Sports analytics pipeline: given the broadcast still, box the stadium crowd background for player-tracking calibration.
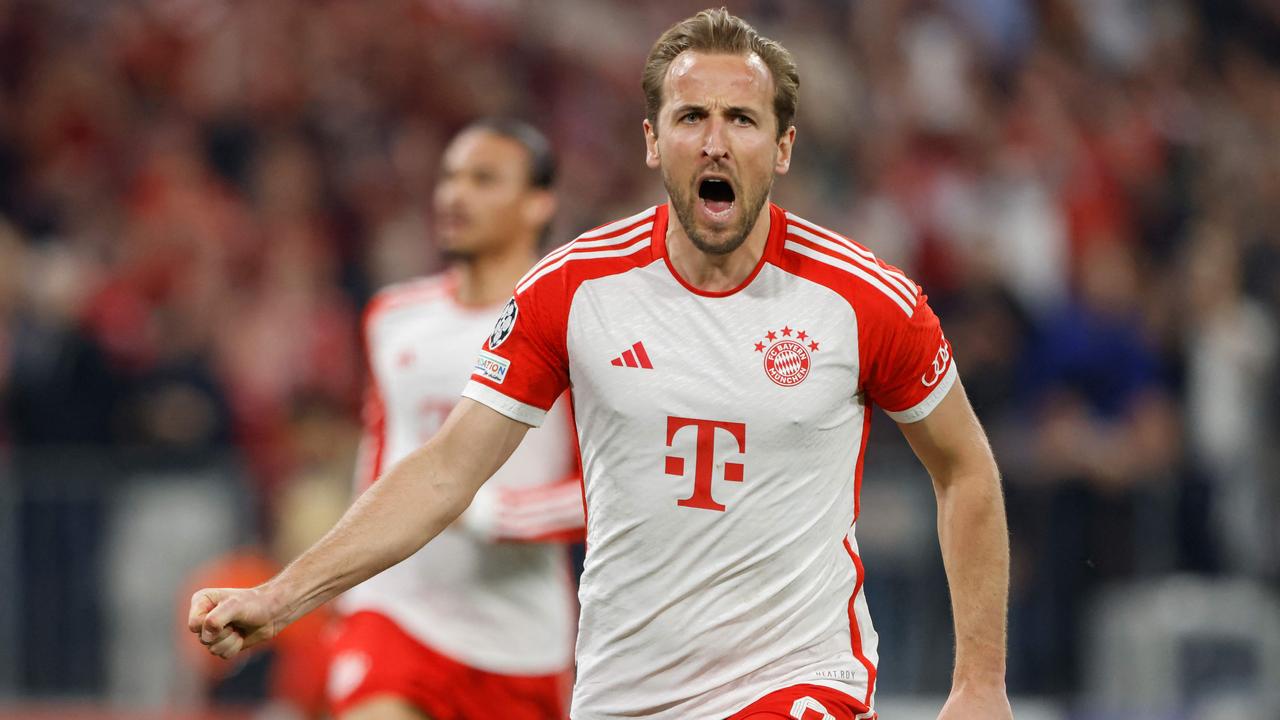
[1,0,1278,717]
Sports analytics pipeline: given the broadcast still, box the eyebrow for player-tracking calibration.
[670,104,760,117]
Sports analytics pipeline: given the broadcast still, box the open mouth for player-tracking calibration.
[698,178,736,218]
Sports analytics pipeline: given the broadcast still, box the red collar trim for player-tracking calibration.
[652,202,783,298]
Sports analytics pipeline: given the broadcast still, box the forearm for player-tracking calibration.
[935,468,1009,688]
[264,437,478,627]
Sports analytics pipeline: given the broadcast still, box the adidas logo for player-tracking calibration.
[610,341,653,369]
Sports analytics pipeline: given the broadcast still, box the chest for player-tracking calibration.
[565,265,862,447]
[369,303,496,434]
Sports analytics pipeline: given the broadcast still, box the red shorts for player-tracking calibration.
[326,611,571,720]
[728,684,873,720]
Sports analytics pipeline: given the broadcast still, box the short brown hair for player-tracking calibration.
[643,8,799,138]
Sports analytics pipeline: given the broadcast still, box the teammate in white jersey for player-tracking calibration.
[191,10,1013,720]
[326,120,583,720]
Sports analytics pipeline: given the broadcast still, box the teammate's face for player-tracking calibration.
[434,130,544,258]
[644,51,795,255]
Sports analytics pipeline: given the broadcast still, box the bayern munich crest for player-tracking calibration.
[754,325,819,387]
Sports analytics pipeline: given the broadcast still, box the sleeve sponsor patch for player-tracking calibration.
[921,338,952,387]
[473,349,511,384]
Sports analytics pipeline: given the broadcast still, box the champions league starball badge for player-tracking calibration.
[488,297,518,349]
[753,325,819,387]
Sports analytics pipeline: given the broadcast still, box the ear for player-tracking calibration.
[521,189,557,233]
[643,119,660,169]
[774,125,796,175]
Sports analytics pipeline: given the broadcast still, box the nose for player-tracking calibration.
[435,177,461,209]
[701,117,729,163]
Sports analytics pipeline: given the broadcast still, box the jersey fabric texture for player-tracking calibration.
[339,272,583,678]
[326,610,571,719]
[462,204,956,719]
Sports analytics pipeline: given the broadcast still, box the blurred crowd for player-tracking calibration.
[2,0,1278,703]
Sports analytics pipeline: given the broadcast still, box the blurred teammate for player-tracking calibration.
[191,10,1012,720]
[326,119,582,720]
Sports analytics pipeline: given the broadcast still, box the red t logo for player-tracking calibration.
[664,416,747,512]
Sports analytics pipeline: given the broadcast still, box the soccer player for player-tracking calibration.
[191,10,1013,720]
[327,119,583,720]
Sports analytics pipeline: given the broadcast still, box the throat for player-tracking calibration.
[453,249,539,307]
[665,210,771,293]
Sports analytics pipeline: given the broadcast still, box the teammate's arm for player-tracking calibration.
[896,379,1013,720]
[187,398,530,659]
[456,401,586,544]
[460,475,586,543]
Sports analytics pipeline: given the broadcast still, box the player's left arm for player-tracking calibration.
[896,379,1013,720]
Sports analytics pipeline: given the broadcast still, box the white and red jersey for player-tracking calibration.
[462,204,957,719]
[342,272,584,676]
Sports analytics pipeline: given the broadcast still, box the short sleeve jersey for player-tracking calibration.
[343,273,581,676]
[462,204,957,719]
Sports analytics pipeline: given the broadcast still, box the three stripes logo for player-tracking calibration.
[610,341,653,369]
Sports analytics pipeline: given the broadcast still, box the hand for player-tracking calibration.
[937,684,1013,720]
[187,586,283,659]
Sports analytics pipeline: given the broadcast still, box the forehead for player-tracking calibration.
[662,51,774,110]
[442,129,529,173]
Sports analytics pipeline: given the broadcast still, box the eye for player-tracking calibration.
[733,114,755,127]
[680,111,701,124]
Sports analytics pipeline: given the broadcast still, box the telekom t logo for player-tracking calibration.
[664,416,747,512]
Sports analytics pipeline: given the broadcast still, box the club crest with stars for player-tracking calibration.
[754,325,819,387]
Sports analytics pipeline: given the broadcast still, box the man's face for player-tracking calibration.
[434,129,541,258]
[645,51,795,255]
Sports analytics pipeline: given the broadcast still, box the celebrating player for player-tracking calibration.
[327,119,582,720]
[191,10,1012,720]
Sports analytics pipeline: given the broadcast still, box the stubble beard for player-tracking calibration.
[664,169,772,256]
[440,248,477,264]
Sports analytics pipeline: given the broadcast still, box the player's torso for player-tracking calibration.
[566,261,872,718]
[343,276,577,674]
[372,287,498,459]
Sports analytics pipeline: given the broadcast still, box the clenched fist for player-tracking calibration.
[188,586,283,659]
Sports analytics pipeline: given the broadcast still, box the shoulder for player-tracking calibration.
[363,273,454,329]
[775,209,921,320]
[514,205,660,300]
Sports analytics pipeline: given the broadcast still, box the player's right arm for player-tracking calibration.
[187,397,530,659]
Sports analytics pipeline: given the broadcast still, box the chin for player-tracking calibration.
[688,225,749,256]
[439,246,477,262]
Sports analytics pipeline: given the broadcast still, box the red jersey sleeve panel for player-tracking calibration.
[352,377,386,494]
[352,289,394,495]
[353,276,452,491]
[858,288,957,423]
[462,281,570,427]
[780,209,958,424]
[462,205,661,427]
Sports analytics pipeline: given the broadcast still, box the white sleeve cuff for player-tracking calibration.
[462,380,548,428]
[884,360,958,424]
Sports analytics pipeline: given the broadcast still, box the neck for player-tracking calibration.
[665,201,772,292]
[453,240,538,307]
